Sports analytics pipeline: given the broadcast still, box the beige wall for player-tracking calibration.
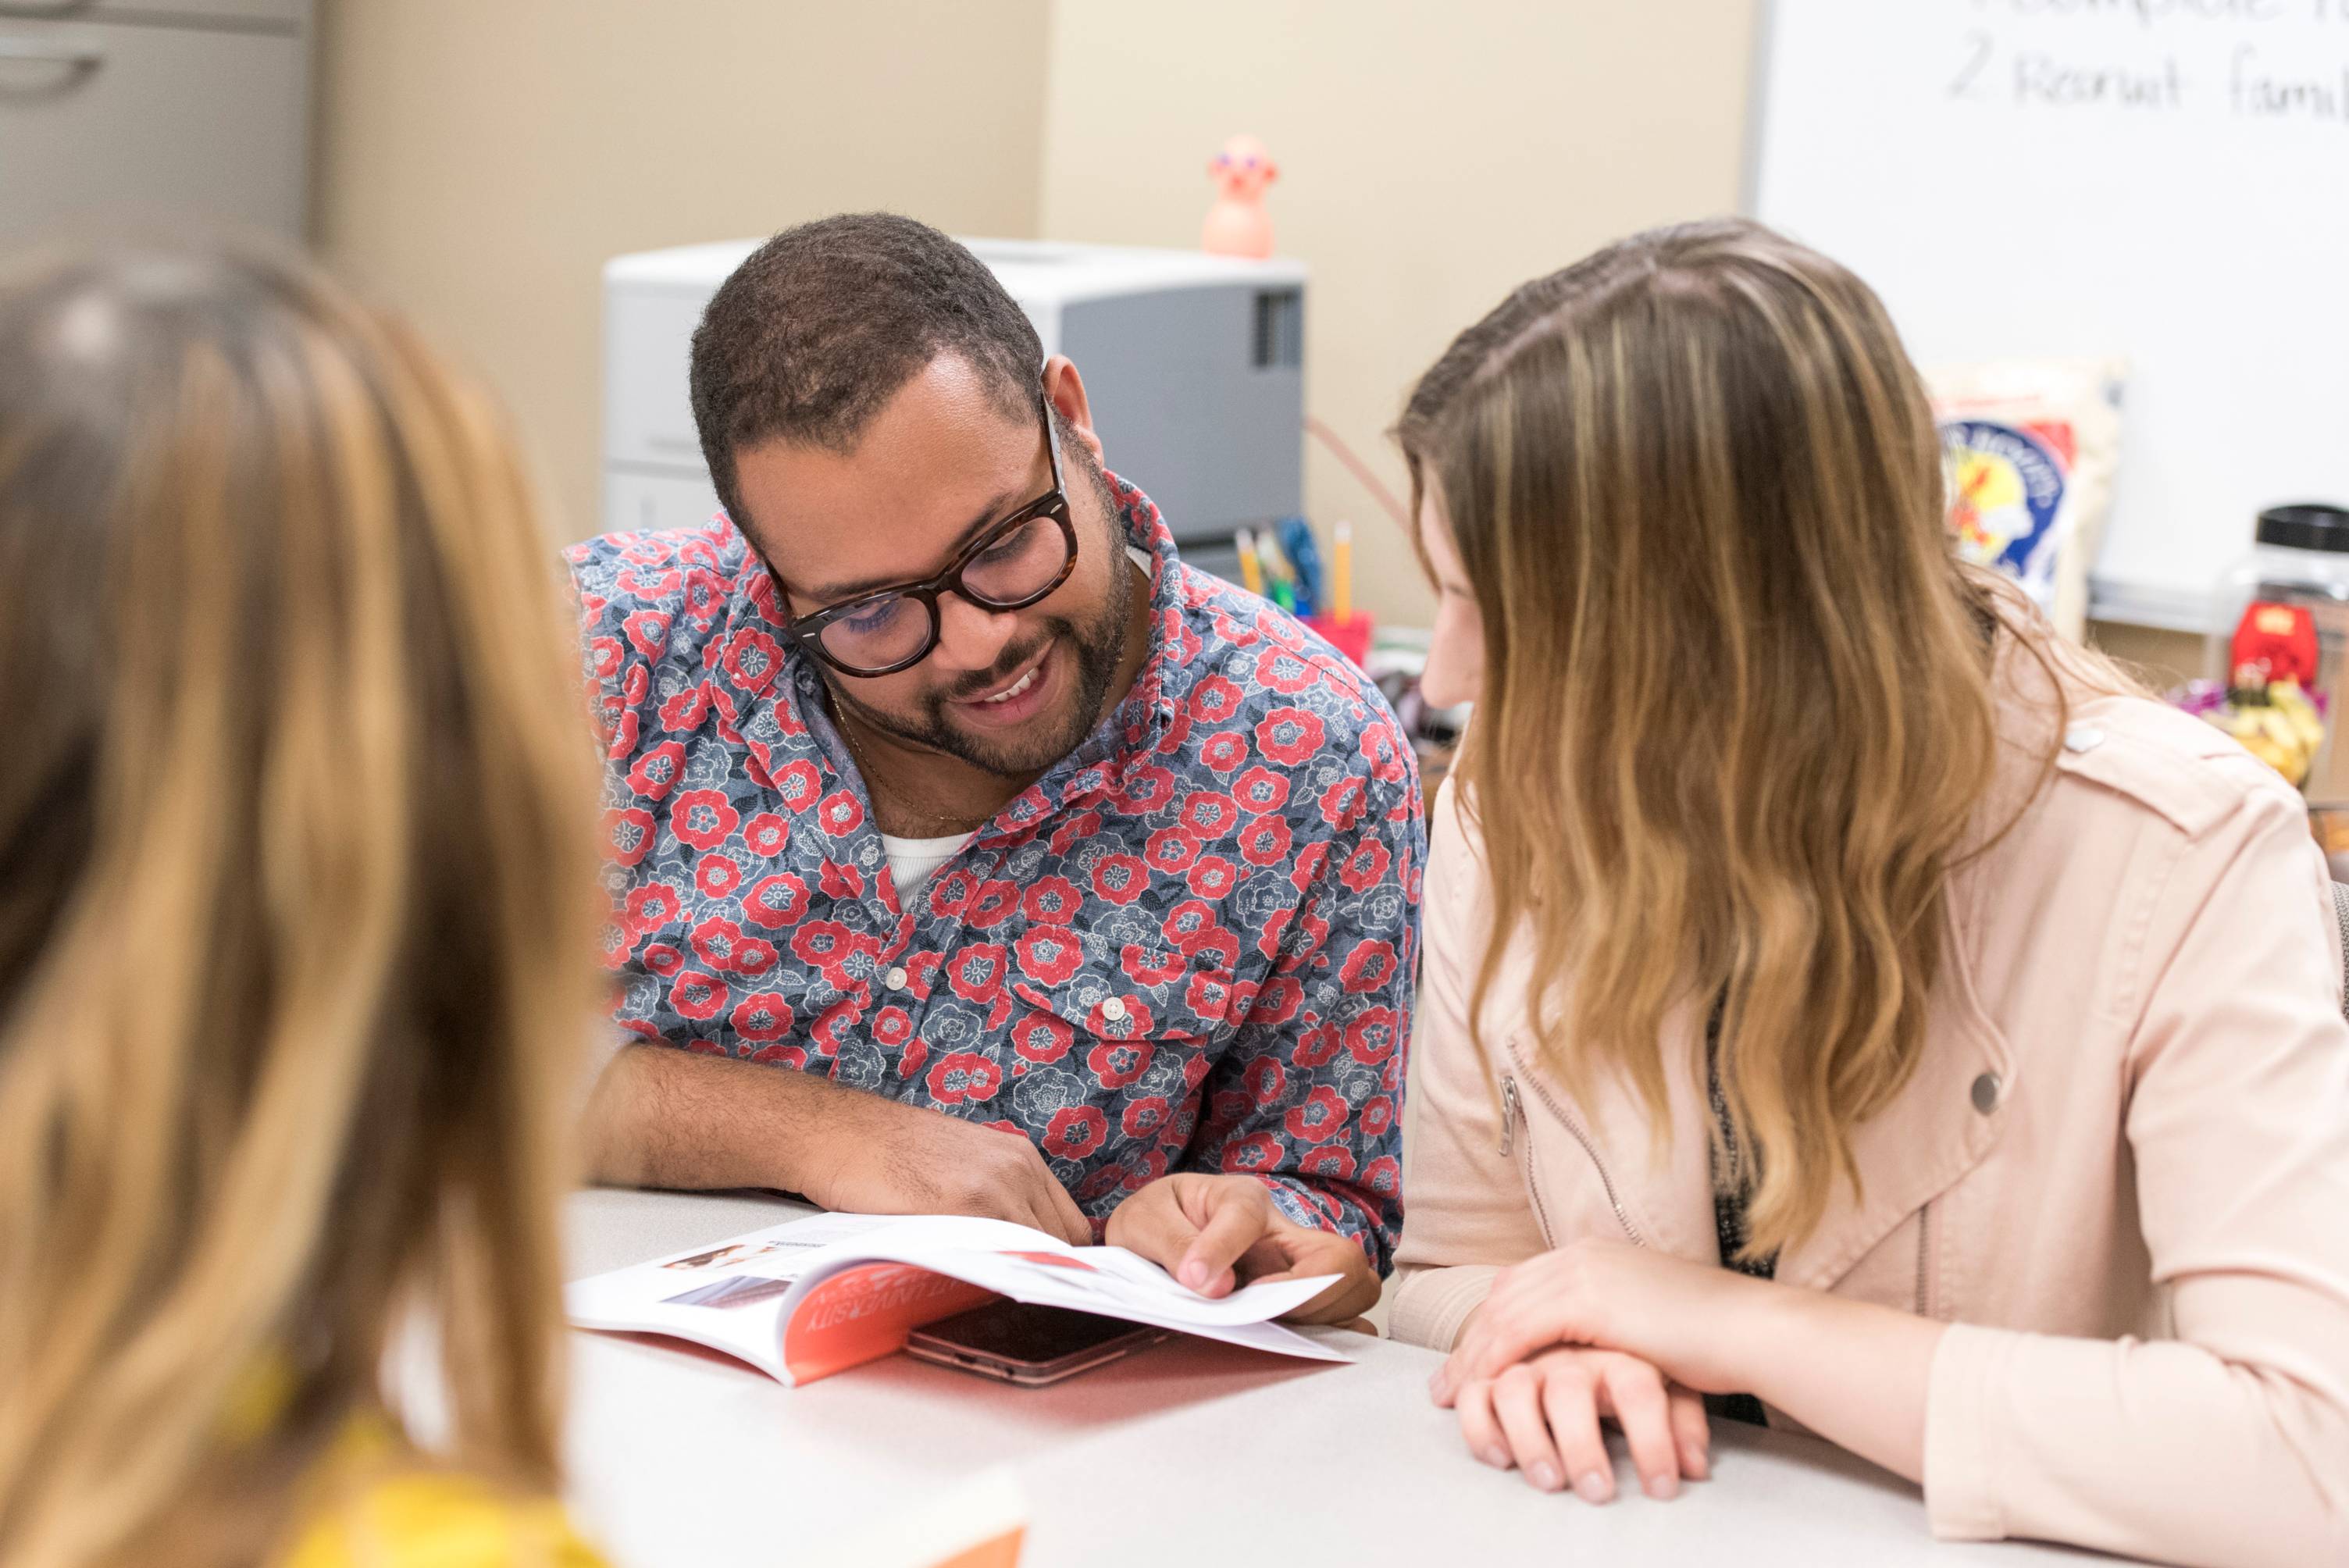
[1039,0,1762,625]
[311,0,1051,543]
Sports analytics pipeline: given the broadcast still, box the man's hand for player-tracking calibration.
[583,1045,1090,1246]
[1106,1172,1380,1324]
[800,1090,1093,1246]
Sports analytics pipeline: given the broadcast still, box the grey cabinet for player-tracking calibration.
[0,0,310,247]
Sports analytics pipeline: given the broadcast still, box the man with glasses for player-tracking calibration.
[570,214,1420,1320]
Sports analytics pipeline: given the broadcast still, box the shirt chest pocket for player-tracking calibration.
[1002,938,1238,1082]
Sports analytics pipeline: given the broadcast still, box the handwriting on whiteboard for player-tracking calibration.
[1950,1,2349,123]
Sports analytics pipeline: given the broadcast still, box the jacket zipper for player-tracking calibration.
[1914,1199,1935,1317]
[1498,1074,1554,1246]
[1501,1045,1647,1249]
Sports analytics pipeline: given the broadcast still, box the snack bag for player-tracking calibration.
[1929,358,2126,643]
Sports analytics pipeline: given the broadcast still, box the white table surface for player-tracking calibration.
[561,1187,2121,1567]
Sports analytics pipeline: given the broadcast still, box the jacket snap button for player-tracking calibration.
[1100,996,1128,1024]
[1971,1071,2001,1114]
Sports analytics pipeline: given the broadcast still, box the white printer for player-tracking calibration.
[601,237,1307,582]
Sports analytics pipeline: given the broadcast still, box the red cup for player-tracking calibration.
[1307,611,1374,668]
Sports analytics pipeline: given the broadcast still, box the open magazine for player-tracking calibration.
[566,1210,1354,1385]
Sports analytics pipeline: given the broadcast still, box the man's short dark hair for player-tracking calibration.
[688,212,1043,527]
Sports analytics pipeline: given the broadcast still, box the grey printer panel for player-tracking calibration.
[1056,283,1303,543]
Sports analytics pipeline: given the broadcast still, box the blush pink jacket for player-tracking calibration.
[1391,679,2349,1566]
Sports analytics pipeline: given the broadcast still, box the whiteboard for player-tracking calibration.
[1749,0,2349,631]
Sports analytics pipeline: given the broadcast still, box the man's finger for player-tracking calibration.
[1036,1164,1093,1247]
[1173,1181,1270,1296]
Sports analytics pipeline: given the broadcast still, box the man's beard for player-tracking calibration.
[830,465,1139,781]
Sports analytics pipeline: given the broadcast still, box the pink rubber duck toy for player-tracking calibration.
[1203,134,1278,259]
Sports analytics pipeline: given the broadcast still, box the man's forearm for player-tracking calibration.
[581,1042,849,1193]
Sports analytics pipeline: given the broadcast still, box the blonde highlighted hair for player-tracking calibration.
[0,241,604,1566]
[1398,219,2069,1258]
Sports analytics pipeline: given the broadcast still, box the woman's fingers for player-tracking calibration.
[1490,1363,1565,1492]
[1455,1378,1510,1470]
[1535,1355,1616,1504]
[1598,1356,1684,1499]
[1666,1381,1713,1482]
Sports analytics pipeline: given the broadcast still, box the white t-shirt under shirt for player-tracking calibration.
[880,548,1157,901]
[881,830,974,900]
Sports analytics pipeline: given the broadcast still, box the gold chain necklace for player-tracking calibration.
[832,706,990,838]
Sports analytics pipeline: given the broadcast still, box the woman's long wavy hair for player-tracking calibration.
[1398,218,2063,1259]
[0,241,605,1566]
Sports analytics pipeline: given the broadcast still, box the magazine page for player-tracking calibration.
[756,1215,1352,1384]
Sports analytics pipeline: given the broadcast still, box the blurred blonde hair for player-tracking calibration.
[0,241,604,1566]
[1398,219,2073,1259]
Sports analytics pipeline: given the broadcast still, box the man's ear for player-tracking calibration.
[1042,355,1106,468]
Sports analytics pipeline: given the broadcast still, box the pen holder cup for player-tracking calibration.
[1306,611,1374,669]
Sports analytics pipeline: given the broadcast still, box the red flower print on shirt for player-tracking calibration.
[1361,1095,1395,1139]
[1339,940,1399,994]
[658,682,712,733]
[1236,814,1293,870]
[1022,876,1083,925]
[1087,1037,1154,1089]
[1232,765,1291,814]
[1189,673,1243,725]
[1121,1095,1173,1140]
[872,1004,915,1049]
[729,991,795,1043]
[1318,775,1367,830]
[721,629,785,694]
[672,789,740,852]
[1253,644,1318,695]
[818,861,865,900]
[624,882,680,935]
[1338,838,1392,895]
[1143,827,1201,875]
[588,636,623,681]
[927,1052,1004,1105]
[1199,731,1249,774]
[1185,856,1239,901]
[1011,1011,1075,1064]
[695,854,743,899]
[622,609,672,659]
[1223,1133,1282,1174]
[1089,855,1150,907]
[1243,1055,1288,1109]
[669,969,729,1021]
[946,943,1008,1004]
[1178,792,1240,839]
[1119,944,1185,987]
[1044,1106,1109,1160]
[774,760,822,811]
[1285,1085,1349,1144]
[1300,1145,1356,1181]
[627,741,687,802]
[814,789,864,837]
[1255,707,1327,768]
[688,915,748,972]
[743,871,810,930]
[1014,927,1084,988]
[1346,1006,1400,1065]
[605,807,658,868]
[743,812,790,859]
[967,878,1021,929]
[1294,1021,1342,1067]
[1185,970,1234,1025]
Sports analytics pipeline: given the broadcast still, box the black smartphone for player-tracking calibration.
[904,1301,1167,1387]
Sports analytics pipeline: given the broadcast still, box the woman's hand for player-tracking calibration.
[1431,1238,1770,1403]
[1431,1236,1947,1485]
[1452,1344,1710,1502]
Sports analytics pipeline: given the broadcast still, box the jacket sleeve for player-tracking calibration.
[1388,779,1553,1352]
[1183,760,1422,1275]
[1923,763,2349,1566]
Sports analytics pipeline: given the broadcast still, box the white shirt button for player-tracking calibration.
[885,966,908,991]
[2063,725,2105,754]
[1100,996,1128,1024]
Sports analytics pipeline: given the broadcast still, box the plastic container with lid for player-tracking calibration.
[2211,504,2349,690]
[2209,503,2349,795]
